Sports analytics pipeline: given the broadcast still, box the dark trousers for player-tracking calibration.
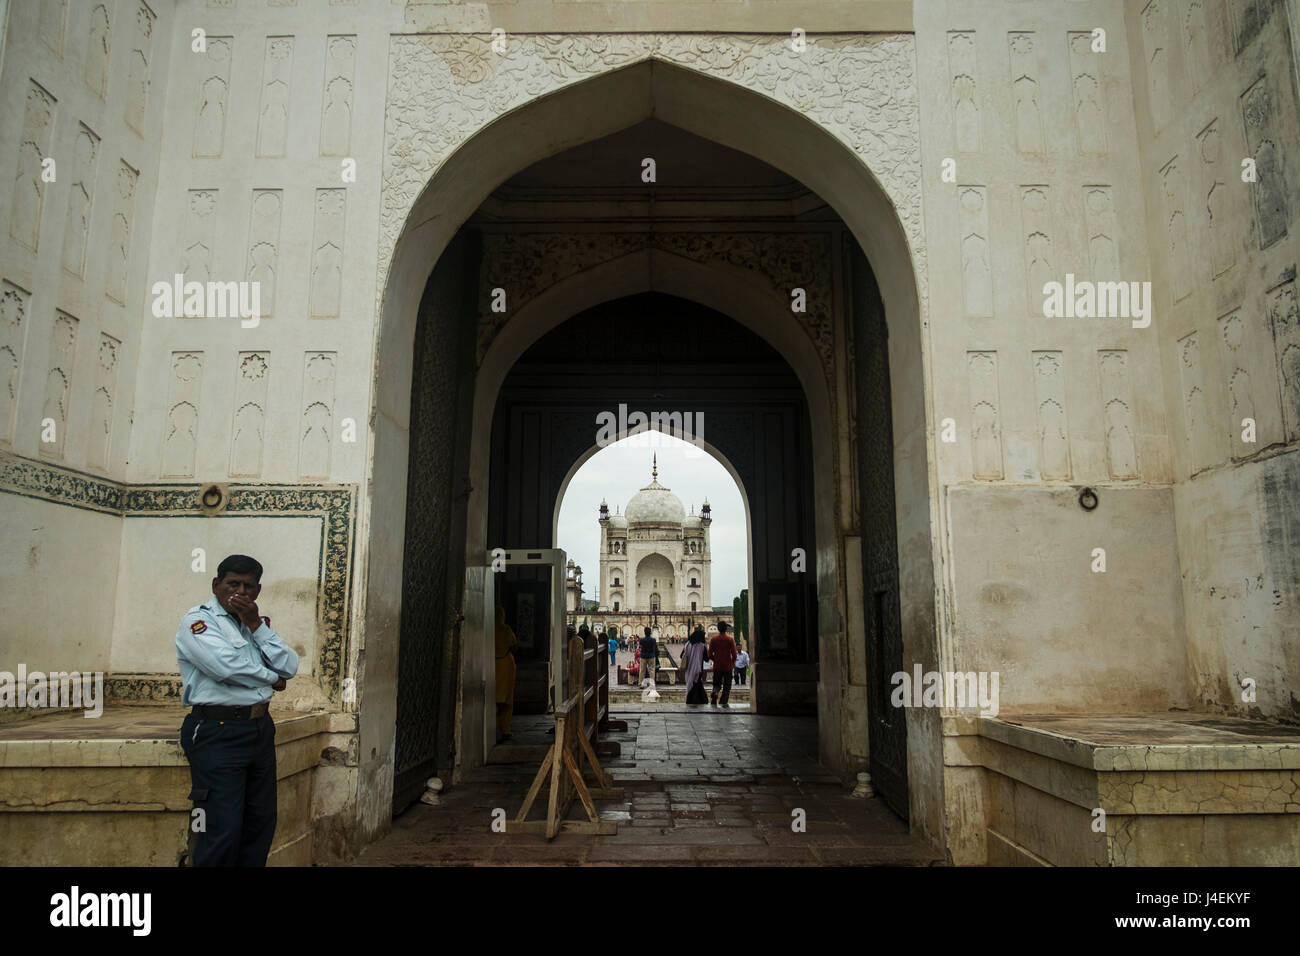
[180,712,278,866]
[735,666,747,685]
[712,668,733,705]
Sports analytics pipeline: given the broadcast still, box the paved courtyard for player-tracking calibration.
[352,714,945,866]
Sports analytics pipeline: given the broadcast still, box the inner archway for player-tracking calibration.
[370,58,935,839]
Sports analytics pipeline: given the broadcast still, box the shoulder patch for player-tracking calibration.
[190,620,208,634]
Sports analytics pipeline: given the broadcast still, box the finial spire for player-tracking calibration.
[652,453,658,481]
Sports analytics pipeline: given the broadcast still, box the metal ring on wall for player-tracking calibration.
[199,483,229,514]
[1078,487,1099,512]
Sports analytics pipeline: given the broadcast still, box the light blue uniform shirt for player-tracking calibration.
[175,599,299,706]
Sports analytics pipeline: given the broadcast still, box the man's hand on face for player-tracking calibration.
[227,592,262,630]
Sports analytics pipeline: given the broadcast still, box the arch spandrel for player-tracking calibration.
[379,33,927,321]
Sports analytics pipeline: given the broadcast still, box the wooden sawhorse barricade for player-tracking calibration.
[507,636,624,838]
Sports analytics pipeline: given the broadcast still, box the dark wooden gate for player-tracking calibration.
[393,232,478,814]
[849,240,909,820]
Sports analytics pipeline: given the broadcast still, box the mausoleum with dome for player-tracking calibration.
[598,457,712,619]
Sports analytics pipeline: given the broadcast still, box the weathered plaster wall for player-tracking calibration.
[915,1,1183,699]
[0,0,175,672]
[1126,0,1300,721]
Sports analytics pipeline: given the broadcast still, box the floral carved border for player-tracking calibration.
[0,451,355,702]
[477,231,836,376]
[381,32,927,317]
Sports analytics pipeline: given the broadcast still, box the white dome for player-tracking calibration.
[625,479,685,526]
[608,514,628,528]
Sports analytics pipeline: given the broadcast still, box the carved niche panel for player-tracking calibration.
[41,312,79,461]
[230,352,269,477]
[84,4,112,99]
[61,124,100,278]
[1097,350,1139,478]
[310,189,346,318]
[88,333,120,471]
[181,190,218,288]
[948,32,980,152]
[246,190,282,318]
[320,36,356,156]
[1021,186,1055,316]
[9,81,57,253]
[966,350,1003,480]
[1008,32,1044,155]
[959,186,992,317]
[379,34,927,326]
[1241,76,1289,250]
[162,352,202,477]
[300,352,337,479]
[1068,31,1106,155]
[105,162,139,305]
[257,37,295,158]
[1268,277,1300,441]
[126,1,156,134]
[1033,350,1071,479]
[1083,186,1119,282]
[193,37,233,158]
[0,282,31,445]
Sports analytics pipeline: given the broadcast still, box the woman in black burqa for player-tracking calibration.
[681,626,709,706]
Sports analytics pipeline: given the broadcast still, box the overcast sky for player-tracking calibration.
[556,432,748,609]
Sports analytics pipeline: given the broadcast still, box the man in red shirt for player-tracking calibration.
[707,622,738,708]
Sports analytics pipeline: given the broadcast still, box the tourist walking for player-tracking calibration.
[708,621,738,707]
[637,626,658,686]
[735,645,750,685]
[681,627,709,705]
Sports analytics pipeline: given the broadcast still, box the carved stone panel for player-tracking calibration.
[181,190,218,289]
[88,334,120,471]
[1021,186,1055,317]
[246,190,282,318]
[1268,277,1300,441]
[125,1,156,134]
[1033,351,1071,479]
[1008,32,1044,155]
[959,186,992,317]
[0,282,31,445]
[300,351,337,479]
[967,351,1003,480]
[320,35,356,157]
[230,352,269,477]
[61,124,100,278]
[257,37,295,158]
[1217,310,1258,460]
[41,312,78,461]
[104,162,139,305]
[84,4,112,99]
[1068,31,1106,155]
[1098,350,1138,478]
[310,189,346,318]
[1141,1,1173,132]
[1241,76,1289,250]
[193,37,233,158]
[9,81,57,253]
[1197,120,1236,279]
[948,31,979,153]
[1083,186,1119,282]
[162,352,202,477]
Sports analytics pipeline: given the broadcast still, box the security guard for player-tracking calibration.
[175,554,299,866]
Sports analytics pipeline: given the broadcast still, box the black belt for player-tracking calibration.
[191,702,268,720]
